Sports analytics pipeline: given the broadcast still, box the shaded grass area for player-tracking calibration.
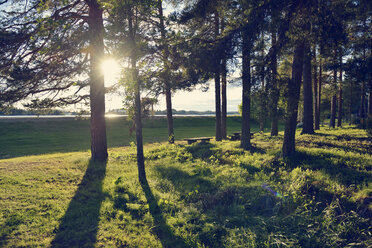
[0,126,371,247]
[0,116,247,159]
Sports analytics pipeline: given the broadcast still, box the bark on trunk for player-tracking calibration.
[361,81,366,128]
[282,41,304,157]
[128,6,146,183]
[88,1,107,161]
[337,55,342,127]
[221,19,227,139]
[301,43,314,134]
[329,68,337,128]
[158,0,174,143]
[259,42,265,133]
[313,46,319,130]
[214,11,222,141]
[349,80,353,124]
[316,55,322,129]
[270,31,279,136]
[241,30,251,150]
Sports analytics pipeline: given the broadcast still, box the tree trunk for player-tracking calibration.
[282,41,304,157]
[316,55,322,129]
[88,1,107,161]
[241,30,251,150]
[301,43,314,134]
[270,31,279,136]
[349,80,353,124]
[259,41,265,133]
[158,0,174,143]
[313,46,319,130]
[214,11,222,141]
[329,68,337,128]
[221,18,227,139]
[128,6,146,183]
[337,55,343,127]
[361,81,366,128]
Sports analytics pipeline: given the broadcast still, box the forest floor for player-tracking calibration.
[0,125,371,247]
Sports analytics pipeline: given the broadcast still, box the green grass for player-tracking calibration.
[0,125,371,247]
[0,116,249,159]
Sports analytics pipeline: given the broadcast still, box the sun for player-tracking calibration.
[101,59,121,87]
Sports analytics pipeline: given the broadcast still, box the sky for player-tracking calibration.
[105,83,243,112]
[102,59,243,112]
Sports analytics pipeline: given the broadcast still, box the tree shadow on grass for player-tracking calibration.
[51,159,107,248]
[185,142,217,162]
[140,179,190,248]
[288,151,372,187]
[155,165,217,196]
[0,213,23,247]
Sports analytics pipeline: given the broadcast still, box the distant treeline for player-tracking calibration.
[0,108,65,116]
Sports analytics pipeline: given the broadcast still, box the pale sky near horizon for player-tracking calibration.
[105,83,243,112]
[102,59,243,112]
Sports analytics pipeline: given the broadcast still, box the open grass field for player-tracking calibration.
[0,121,371,247]
[0,116,247,159]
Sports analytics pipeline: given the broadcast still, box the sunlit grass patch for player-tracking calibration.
[0,126,371,247]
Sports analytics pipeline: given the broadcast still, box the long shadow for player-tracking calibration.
[185,142,217,162]
[288,151,372,187]
[155,166,217,196]
[140,179,190,248]
[297,139,371,155]
[0,213,23,247]
[51,159,107,247]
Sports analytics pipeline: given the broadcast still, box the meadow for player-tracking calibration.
[0,118,371,247]
[0,116,244,159]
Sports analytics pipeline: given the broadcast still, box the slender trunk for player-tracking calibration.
[368,41,372,117]
[241,30,251,150]
[313,45,319,130]
[221,18,227,139]
[368,86,372,117]
[316,55,322,128]
[270,31,279,136]
[214,11,222,141]
[165,85,174,143]
[349,80,353,124]
[282,41,304,157]
[361,81,366,128]
[301,43,314,134]
[330,94,337,128]
[88,1,107,161]
[329,68,337,128]
[337,55,342,127]
[259,38,265,132]
[158,0,174,143]
[128,7,146,183]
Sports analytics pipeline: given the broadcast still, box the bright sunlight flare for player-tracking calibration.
[101,59,121,87]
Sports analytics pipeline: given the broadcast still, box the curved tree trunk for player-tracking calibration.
[88,1,107,161]
[301,43,314,134]
[282,41,304,157]
[241,30,251,150]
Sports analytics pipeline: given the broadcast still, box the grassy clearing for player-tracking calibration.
[0,126,371,247]
[0,116,248,159]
